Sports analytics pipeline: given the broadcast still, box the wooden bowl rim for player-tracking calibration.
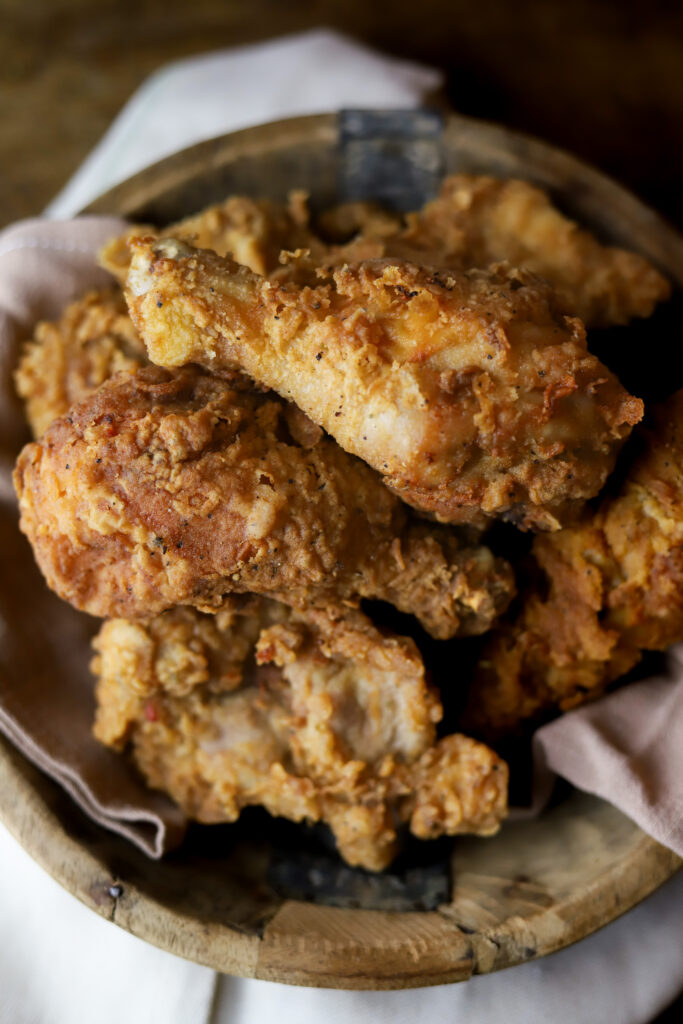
[2,109,681,990]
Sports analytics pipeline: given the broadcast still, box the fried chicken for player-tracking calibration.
[99,192,317,285]
[266,178,670,327]
[390,175,671,328]
[14,365,513,635]
[463,389,683,738]
[14,289,147,438]
[103,178,668,330]
[92,599,508,870]
[125,238,643,530]
[15,194,317,440]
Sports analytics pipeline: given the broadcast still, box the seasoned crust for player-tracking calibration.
[394,175,671,328]
[464,389,683,738]
[99,192,318,284]
[92,600,507,870]
[14,365,514,636]
[14,289,147,438]
[126,239,643,529]
[101,176,670,330]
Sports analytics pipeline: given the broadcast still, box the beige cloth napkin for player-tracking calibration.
[1,215,682,862]
[534,657,683,853]
[0,217,187,858]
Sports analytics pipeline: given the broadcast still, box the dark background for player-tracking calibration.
[1,0,680,1017]
[3,0,683,230]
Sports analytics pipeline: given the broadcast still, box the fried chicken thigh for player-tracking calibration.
[14,289,147,438]
[93,599,508,870]
[388,176,671,327]
[126,239,643,530]
[464,389,683,737]
[14,365,513,635]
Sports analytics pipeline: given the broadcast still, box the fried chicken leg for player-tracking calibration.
[126,239,643,530]
[14,366,513,635]
[463,389,683,737]
[93,599,508,870]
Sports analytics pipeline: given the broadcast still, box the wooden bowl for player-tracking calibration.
[1,111,681,990]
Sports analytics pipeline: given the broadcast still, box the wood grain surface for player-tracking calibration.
[3,1,683,229]
[1,109,681,990]
[1,735,679,990]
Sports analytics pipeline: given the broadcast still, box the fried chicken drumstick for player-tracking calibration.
[93,599,508,870]
[125,239,643,530]
[463,389,683,738]
[14,365,513,635]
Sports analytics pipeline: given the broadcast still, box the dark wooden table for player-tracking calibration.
[3,0,683,231]
[1,0,681,1016]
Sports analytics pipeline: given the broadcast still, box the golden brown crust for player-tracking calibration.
[14,289,147,438]
[92,600,507,870]
[14,365,514,636]
[464,389,683,737]
[99,192,319,284]
[126,240,643,530]
[101,177,670,331]
[11,180,672,869]
[273,176,670,327]
[393,175,671,327]
[315,200,404,243]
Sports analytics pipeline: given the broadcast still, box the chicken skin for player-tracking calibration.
[463,389,683,738]
[99,192,317,285]
[15,195,317,440]
[393,176,671,328]
[125,237,643,530]
[307,179,670,327]
[93,599,508,870]
[14,365,513,635]
[101,178,670,330]
[14,289,147,438]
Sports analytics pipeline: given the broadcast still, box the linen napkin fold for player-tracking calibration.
[2,214,683,863]
[533,655,683,853]
[46,28,443,219]
[0,217,187,858]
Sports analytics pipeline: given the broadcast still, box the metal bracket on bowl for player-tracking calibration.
[338,109,445,211]
[266,822,452,912]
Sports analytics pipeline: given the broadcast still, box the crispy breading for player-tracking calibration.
[103,179,669,330]
[14,365,514,635]
[392,175,671,327]
[14,289,146,437]
[126,238,643,530]
[92,600,508,870]
[274,177,670,327]
[99,192,317,284]
[464,389,683,737]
